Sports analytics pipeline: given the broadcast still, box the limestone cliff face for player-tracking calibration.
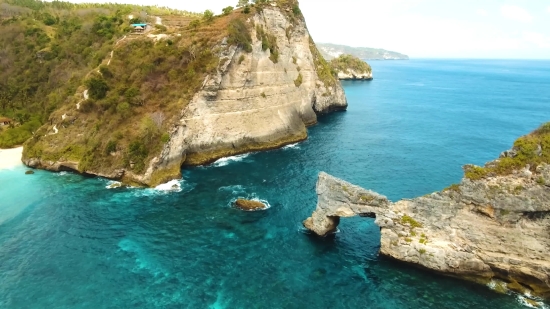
[305,167,550,300]
[158,7,346,169]
[22,4,347,186]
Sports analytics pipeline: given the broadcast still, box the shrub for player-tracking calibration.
[154,24,167,32]
[203,10,214,22]
[116,102,131,117]
[105,140,117,154]
[222,6,234,15]
[188,19,200,30]
[228,19,252,52]
[161,132,170,143]
[294,73,303,87]
[464,165,488,180]
[86,76,109,100]
[99,65,113,78]
[400,215,422,228]
[463,122,550,180]
[256,25,279,63]
[292,5,301,16]
[443,184,461,193]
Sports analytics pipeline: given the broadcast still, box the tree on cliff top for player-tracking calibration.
[237,0,249,7]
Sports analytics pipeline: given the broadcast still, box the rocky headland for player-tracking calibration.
[304,123,550,301]
[317,42,409,60]
[20,0,346,186]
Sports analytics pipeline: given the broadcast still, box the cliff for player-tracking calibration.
[317,42,409,60]
[20,0,346,186]
[304,123,550,302]
[329,54,373,81]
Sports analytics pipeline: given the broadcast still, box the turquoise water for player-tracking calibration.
[1,59,549,308]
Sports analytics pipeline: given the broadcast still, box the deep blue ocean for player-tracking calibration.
[1,59,549,308]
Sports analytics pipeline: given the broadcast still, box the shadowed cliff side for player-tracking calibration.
[305,123,550,302]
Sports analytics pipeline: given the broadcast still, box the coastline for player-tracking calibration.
[0,147,24,170]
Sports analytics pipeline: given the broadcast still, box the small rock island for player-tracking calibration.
[329,54,373,80]
[234,199,268,211]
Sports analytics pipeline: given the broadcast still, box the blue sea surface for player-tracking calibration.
[1,59,549,308]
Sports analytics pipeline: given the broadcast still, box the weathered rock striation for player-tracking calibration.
[305,165,550,299]
[22,2,346,186]
[150,6,347,184]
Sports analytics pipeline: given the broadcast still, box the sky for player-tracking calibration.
[59,0,550,59]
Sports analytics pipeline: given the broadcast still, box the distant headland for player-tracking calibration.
[317,43,409,60]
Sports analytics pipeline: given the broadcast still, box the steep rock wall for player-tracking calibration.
[143,7,346,184]
[22,5,347,186]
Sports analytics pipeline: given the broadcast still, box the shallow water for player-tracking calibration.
[1,59,549,308]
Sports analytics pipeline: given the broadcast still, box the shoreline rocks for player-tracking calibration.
[304,169,550,300]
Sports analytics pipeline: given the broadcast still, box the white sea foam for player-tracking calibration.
[55,171,69,176]
[218,185,245,194]
[154,179,182,192]
[517,295,548,309]
[105,181,123,189]
[135,179,195,197]
[210,153,250,167]
[282,142,301,150]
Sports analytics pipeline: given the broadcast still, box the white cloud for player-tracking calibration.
[476,9,488,17]
[500,5,533,23]
[522,31,550,48]
[547,6,550,13]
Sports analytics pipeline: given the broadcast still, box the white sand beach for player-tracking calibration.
[0,147,24,170]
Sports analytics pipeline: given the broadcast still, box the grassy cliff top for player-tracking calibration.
[465,122,550,180]
[329,54,372,74]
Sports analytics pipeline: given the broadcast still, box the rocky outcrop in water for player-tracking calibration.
[329,54,373,81]
[305,165,550,300]
[234,199,268,211]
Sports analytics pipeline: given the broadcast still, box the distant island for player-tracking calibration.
[317,43,409,60]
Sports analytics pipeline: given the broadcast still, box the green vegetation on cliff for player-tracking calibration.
[0,0,199,148]
[17,0,255,176]
[329,54,372,74]
[464,122,550,180]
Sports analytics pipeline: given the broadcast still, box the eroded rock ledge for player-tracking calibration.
[304,170,550,299]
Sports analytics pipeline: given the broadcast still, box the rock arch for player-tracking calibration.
[303,172,391,237]
[303,171,550,300]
